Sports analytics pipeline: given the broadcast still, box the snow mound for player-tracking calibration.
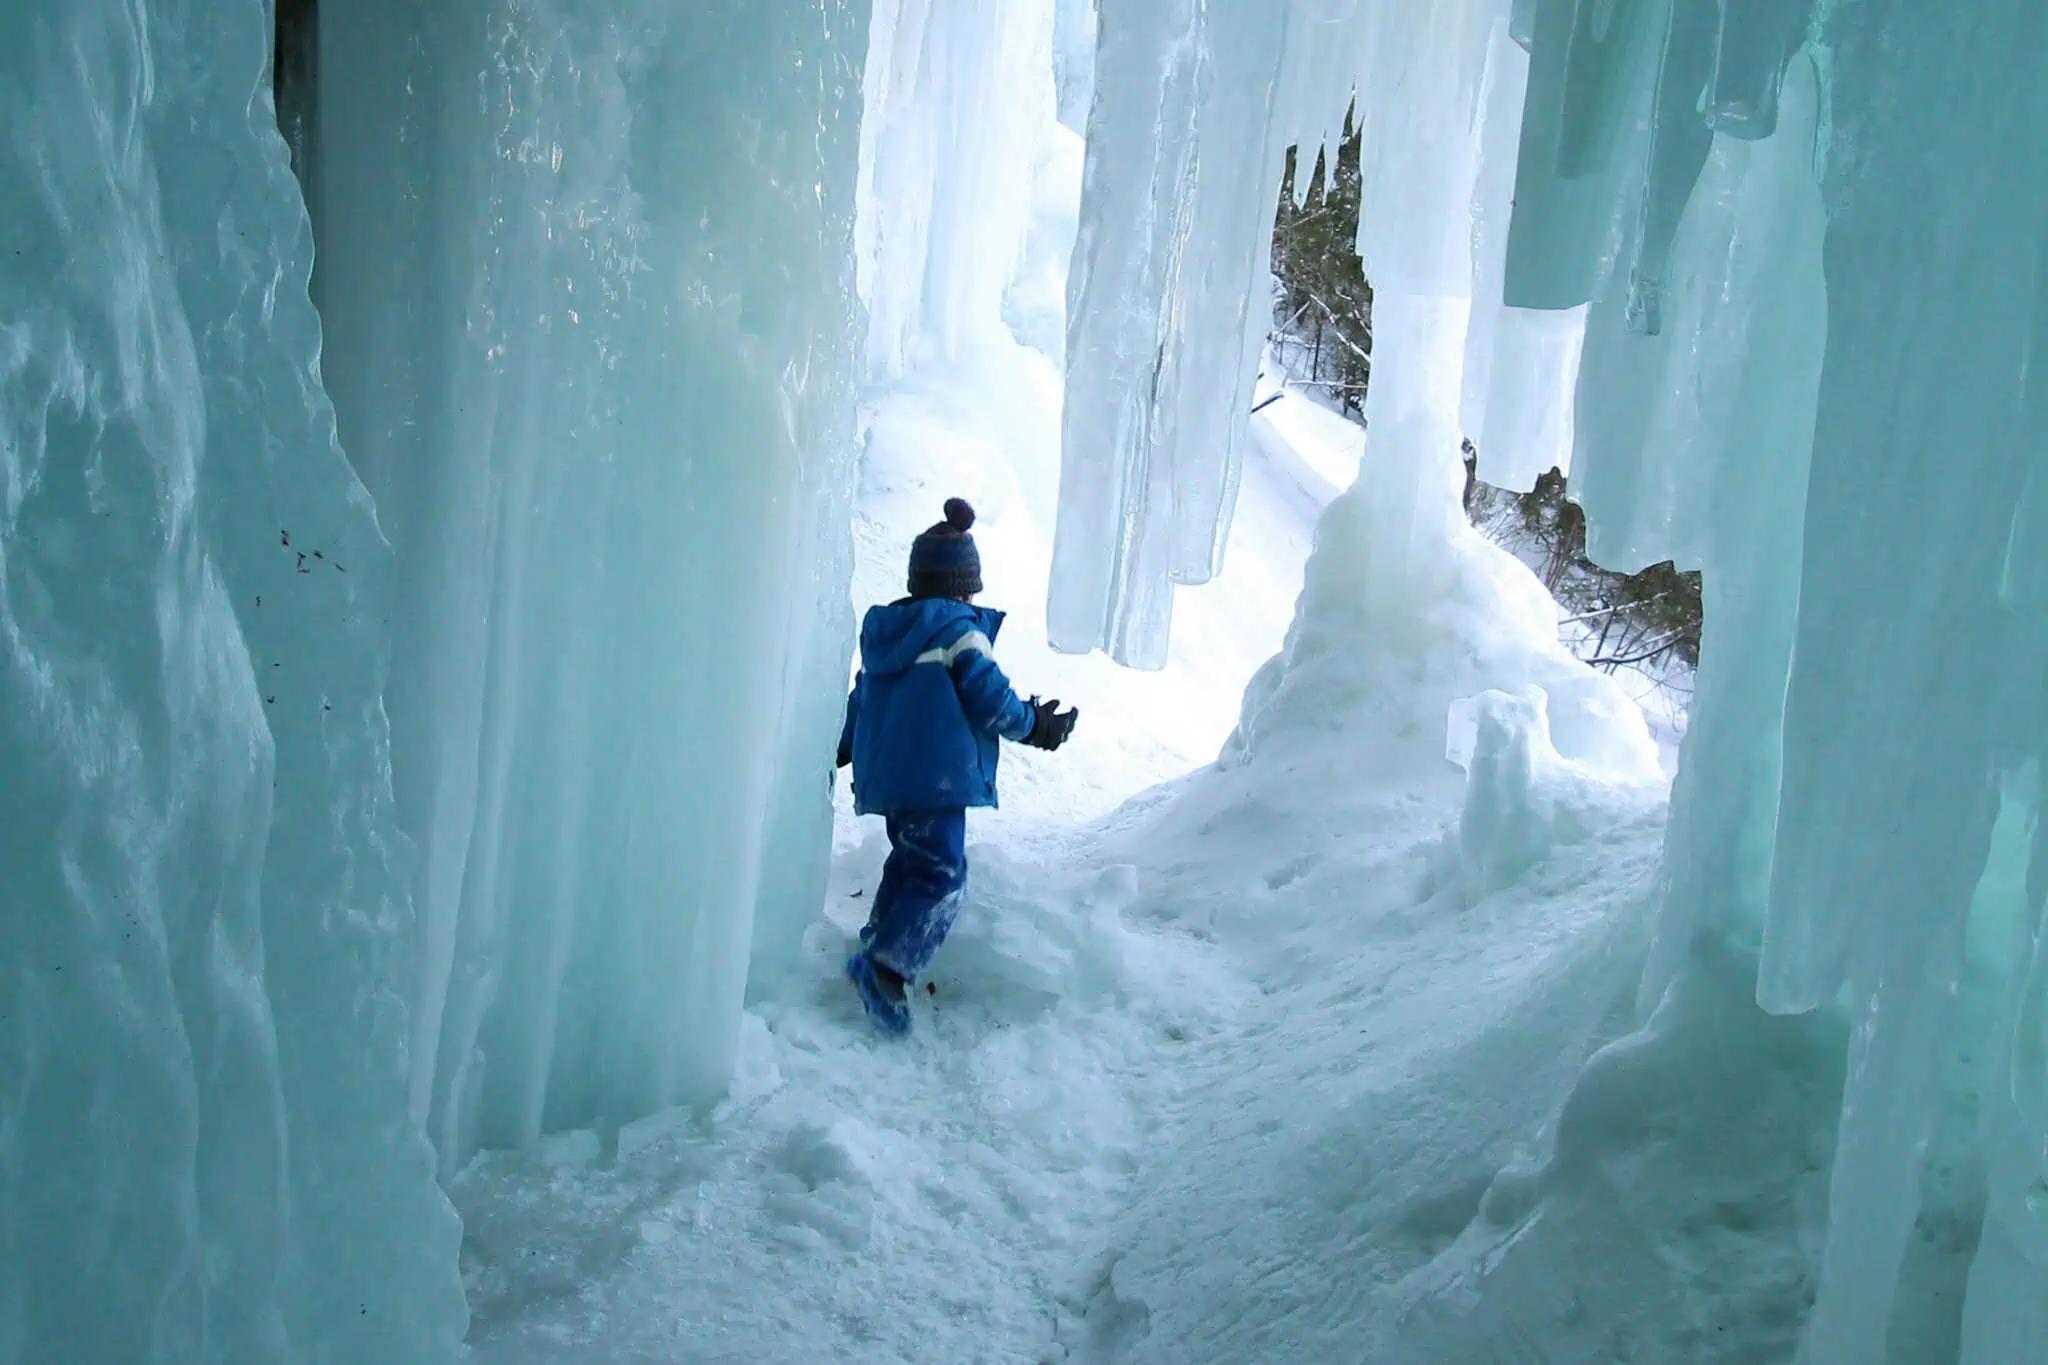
[1391,950,1847,1364]
[938,852,1142,1008]
[1446,685,1660,896]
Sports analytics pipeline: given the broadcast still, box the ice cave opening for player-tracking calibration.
[3,1,2046,1364]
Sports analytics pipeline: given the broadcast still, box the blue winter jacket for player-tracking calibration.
[840,598,1035,815]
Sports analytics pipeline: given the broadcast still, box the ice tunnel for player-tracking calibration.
[1,0,2045,1361]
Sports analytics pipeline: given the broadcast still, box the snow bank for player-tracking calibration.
[1388,948,1847,1364]
[1447,686,1653,896]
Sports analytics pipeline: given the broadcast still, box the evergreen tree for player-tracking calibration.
[1271,116,1372,414]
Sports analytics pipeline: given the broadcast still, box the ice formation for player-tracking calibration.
[312,0,866,1171]
[0,3,464,1358]
[3,0,864,1357]
[1058,0,2048,1358]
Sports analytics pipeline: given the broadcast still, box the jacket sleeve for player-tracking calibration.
[951,641,1034,741]
[837,673,861,767]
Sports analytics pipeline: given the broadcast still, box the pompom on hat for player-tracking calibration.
[907,498,982,598]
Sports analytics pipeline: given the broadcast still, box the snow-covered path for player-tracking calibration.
[453,735,1663,1363]
[454,810,1233,1363]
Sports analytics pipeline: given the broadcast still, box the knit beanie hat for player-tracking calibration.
[907,498,983,599]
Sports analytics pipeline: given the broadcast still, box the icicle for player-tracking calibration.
[1622,0,1715,335]
[1509,0,1539,50]
[1501,0,1667,308]
[1703,0,1814,140]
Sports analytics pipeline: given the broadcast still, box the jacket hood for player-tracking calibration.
[858,598,1005,674]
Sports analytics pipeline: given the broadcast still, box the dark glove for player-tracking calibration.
[1022,697,1078,751]
[836,741,853,769]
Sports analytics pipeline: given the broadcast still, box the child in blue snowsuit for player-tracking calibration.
[837,498,1078,1034]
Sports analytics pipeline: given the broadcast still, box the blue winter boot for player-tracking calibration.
[845,952,912,1036]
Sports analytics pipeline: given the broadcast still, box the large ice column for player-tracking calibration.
[1959,758,2048,1362]
[1756,6,2048,1356]
[1357,5,1592,494]
[0,1,464,1360]
[1514,2,2048,1357]
[1569,54,1827,1005]
[314,0,867,1169]
[1510,3,2048,1354]
[1965,341,2048,1356]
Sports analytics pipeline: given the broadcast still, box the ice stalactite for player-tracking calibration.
[1050,2,1297,666]
[312,0,868,1171]
[1460,19,1588,493]
[1501,0,1664,312]
[1061,0,2048,1357]
[0,1,464,1359]
[857,0,1057,377]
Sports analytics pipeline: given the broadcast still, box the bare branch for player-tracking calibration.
[1588,629,1692,669]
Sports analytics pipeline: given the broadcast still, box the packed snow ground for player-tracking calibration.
[455,793,1666,1363]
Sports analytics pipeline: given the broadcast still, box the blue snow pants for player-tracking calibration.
[858,809,968,981]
